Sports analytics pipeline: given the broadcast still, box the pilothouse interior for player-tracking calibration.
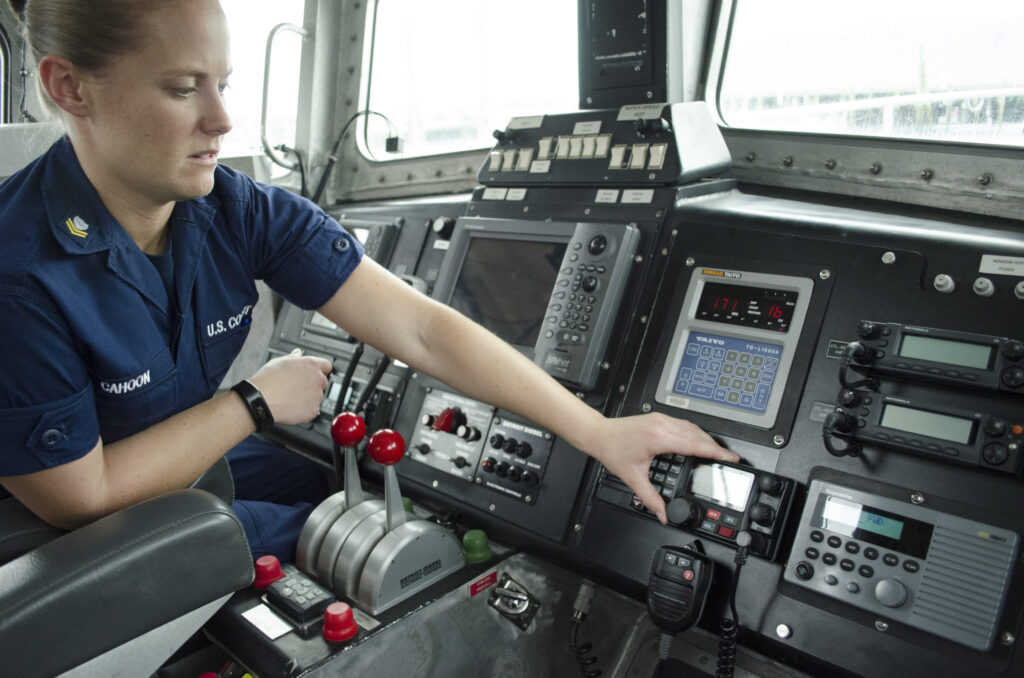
[1,1,1023,677]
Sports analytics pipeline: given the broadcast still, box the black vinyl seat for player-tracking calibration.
[0,457,253,678]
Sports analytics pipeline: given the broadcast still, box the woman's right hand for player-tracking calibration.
[248,349,333,425]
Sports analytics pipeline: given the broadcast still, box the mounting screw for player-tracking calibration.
[870,162,882,175]
[978,173,992,186]
[545,432,553,440]
[584,208,592,215]
[1001,631,1015,646]
[525,495,533,504]
[745,152,756,162]
[634,255,643,263]
[776,624,792,639]
[920,169,933,181]
[646,90,654,99]
[619,385,627,393]
[881,252,896,265]
[773,434,786,446]
[642,403,653,412]
[489,504,496,512]
[782,156,794,167]
[523,206,530,213]
[640,315,648,325]
[825,159,836,170]
[602,362,610,370]
[574,523,583,532]
[875,620,889,632]
[686,257,696,267]
[819,269,831,280]
[910,492,925,505]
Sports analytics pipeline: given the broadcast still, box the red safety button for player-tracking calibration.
[683,569,695,581]
[717,525,735,538]
[707,509,721,520]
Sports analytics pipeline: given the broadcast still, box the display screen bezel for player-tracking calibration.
[898,333,994,370]
[812,494,933,558]
[688,462,755,511]
[695,281,799,333]
[879,402,977,445]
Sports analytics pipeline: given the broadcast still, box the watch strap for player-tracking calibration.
[231,379,274,432]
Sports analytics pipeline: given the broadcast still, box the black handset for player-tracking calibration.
[646,545,714,635]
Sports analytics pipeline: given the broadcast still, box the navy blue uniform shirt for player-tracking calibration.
[0,137,363,479]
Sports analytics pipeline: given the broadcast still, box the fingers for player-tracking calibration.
[635,481,668,524]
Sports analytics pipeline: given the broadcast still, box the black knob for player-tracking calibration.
[745,531,769,554]
[515,442,532,458]
[489,434,504,449]
[492,129,515,145]
[757,474,783,496]
[795,561,815,581]
[666,497,699,527]
[414,443,431,455]
[1002,366,1024,388]
[456,424,480,441]
[846,341,875,365]
[482,457,497,473]
[453,456,470,469]
[519,470,535,485]
[420,414,436,427]
[983,416,1007,438]
[838,389,861,407]
[502,438,518,454]
[1002,340,1024,361]
[495,461,510,477]
[508,466,522,481]
[581,276,599,293]
[432,216,455,240]
[983,443,1009,466]
[749,503,775,526]
[857,321,881,340]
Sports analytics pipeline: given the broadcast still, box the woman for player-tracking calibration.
[0,0,737,560]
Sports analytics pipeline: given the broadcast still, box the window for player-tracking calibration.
[219,0,304,158]
[0,24,9,123]
[719,0,1024,146]
[362,0,578,159]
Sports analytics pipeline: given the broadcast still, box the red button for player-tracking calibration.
[707,509,721,520]
[253,555,284,590]
[717,525,735,538]
[683,569,694,581]
[323,602,359,642]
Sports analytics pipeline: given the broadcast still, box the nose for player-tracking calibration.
[202,87,233,137]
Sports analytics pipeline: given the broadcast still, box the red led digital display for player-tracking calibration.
[696,282,797,332]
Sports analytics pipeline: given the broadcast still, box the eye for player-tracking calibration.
[171,87,197,98]
[218,82,231,96]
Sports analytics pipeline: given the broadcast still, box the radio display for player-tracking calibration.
[880,403,975,445]
[815,495,933,558]
[898,334,992,370]
[689,463,755,511]
[696,282,798,332]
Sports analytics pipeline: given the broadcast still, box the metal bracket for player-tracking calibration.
[487,573,540,631]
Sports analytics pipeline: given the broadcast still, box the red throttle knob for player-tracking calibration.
[322,601,359,642]
[253,555,284,590]
[367,429,405,465]
[330,411,366,447]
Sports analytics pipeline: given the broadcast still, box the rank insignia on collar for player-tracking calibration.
[65,215,90,238]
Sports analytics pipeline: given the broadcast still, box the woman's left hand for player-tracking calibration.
[582,413,739,524]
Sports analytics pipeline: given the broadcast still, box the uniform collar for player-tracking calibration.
[40,136,219,314]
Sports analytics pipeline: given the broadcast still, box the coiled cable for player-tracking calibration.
[716,532,750,678]
[570,622,602,678]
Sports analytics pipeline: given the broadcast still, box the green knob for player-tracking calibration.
[402,496,414,514]
[463,529,492,564]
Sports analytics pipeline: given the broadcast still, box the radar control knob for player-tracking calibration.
[874,578,909,608]
[515,442,532,458]
[666,497,699,527]
[838,389,861,408]
[452,456,470,469]
[456,424,481,441]
[413,443,431,456]
[749,503,775,526]
[494,461,510,478]
[983,416,1008,438]
[581,276,599,293]
[489,433,505,449]
[432,217,455,240]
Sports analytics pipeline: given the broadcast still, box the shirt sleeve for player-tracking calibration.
[223,168,365,310]
[0,292,100,476]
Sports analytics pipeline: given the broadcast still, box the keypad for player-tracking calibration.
[670,331,781,413]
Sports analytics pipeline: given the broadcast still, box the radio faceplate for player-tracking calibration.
[844,321,1024,396]
[785,478,1019,652]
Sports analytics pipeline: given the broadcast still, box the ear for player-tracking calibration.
[38,55,90,117]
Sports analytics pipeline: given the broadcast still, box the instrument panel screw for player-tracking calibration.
[920,169,933,181]
[641,403,653,413]
[432,480,439,488]
[881,252,896,265]
[870,163,882,174]
[910,492,925,505]
[619,385,627,393]
[662,248,669,256]
[776,624,792,639]
[525,496,533,504]
[489,504,496,512]
[634,255,643,263]
[978,173,992,186]
[545,432,553,440]
[1001,631,1015,646]
[602,362,610,370]
[425,386,432,393]
[685,257,695,267]
[640,315,648,325]
[782,156,794,167]
[824,159,836,170]
[875,620,889,632]
[745,152,756,162]
[773,434,786,446]
[584,208,591,215]
[819,269,831,280]
[574,523,583,532]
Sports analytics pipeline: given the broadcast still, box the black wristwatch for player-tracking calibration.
[231,379,274,432]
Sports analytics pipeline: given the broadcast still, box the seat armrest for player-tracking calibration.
[0,489,254,678]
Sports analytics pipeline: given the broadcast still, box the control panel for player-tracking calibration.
[785,476,1019,652]
[479,102,731,187]
[598,458,795,560]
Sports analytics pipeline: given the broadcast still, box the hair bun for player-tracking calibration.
[7,0,28,22]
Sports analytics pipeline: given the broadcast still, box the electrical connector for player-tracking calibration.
[572,579,597,622]
[385,136,404,153]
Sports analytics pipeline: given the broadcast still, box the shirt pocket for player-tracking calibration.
[198,314,252,390]
[93,347,178,443]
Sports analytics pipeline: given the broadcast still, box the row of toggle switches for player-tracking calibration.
[488,135,669,172]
